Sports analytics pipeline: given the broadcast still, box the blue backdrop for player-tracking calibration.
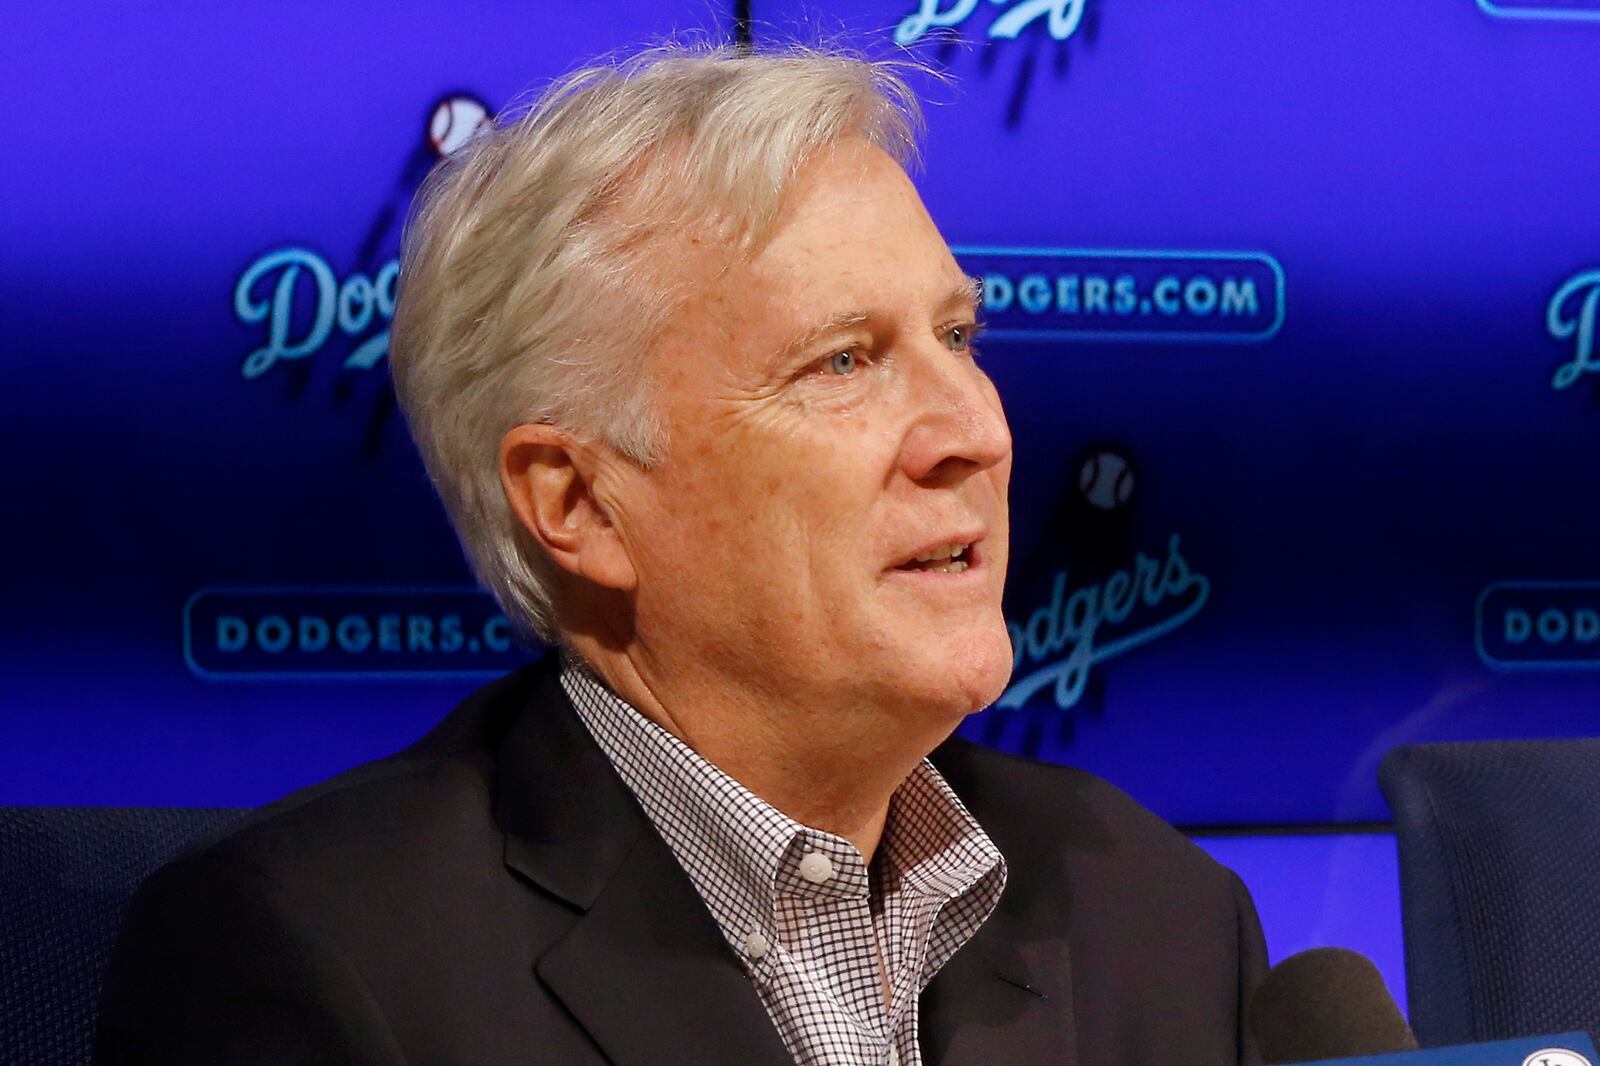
[757,0,1600,825]
[4,2,1596,847]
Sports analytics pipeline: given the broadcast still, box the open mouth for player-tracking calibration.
[894,541,974,575]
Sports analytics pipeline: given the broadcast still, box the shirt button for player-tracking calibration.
[798,850,835,884]
[743,931,771,960]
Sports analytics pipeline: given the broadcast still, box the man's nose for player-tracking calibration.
[897,344,1012,485]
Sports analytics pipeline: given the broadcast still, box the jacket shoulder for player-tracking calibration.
[931,736,1234,891]
[98,663,571,1062]
[931,736,1265,1063]
[177,662,549,884]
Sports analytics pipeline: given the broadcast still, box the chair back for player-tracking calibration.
[0,806,246,1066]
[1379,740,1600,1047]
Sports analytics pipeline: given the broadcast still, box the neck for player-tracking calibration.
[564,631,957,862]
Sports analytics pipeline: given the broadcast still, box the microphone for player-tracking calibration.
[1249,948,1418,1065]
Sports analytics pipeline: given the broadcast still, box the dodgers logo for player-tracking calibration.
[233,92,491,381]
[185,586,526,679]
[1522,1050,1593,1066]
[1477,0,1600,20]
[891,2,1100,130]
[1548,269,1600,391]
[956,247,1284,343]
[1001,534,1210,710]
[1477,582,1600,669]
[896,0,1087,45]
[234,250,399,379]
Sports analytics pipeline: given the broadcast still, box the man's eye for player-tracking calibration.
[944,325,973,352]
[825,351,857,375]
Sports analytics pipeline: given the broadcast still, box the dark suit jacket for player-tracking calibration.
[95,659,1268,1065]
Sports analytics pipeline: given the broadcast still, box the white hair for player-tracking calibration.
[390,44,926,642]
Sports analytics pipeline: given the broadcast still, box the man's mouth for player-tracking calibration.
[894,542,974,574]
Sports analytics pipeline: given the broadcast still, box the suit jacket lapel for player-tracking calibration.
[535,831,794,1066]
[495,662,792,1066]
[920,886,1078,1065]
[922,738,1079,1066]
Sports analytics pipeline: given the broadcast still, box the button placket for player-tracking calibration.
[560,663,1010,1066]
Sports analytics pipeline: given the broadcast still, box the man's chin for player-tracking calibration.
[961,644,1017,712]
[885,627,1015,718]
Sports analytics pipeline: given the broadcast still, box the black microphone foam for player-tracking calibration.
[1249,947,1419,1065]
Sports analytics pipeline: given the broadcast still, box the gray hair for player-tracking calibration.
[390,43,925,642]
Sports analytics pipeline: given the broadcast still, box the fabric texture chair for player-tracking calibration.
[0,806,247,1066]
[1379,739,1600,1048]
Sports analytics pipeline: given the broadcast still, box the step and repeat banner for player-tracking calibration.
[0,2,729,804]
[747,0,1600,824]
[4,1,1596,824]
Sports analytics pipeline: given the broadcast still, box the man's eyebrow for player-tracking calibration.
[768,281,982,373]
[952,277,984,315]
[770,310,872,371]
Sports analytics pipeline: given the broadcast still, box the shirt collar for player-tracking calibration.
[558,657,1006,975]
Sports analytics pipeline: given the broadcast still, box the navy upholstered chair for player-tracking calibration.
[0,806,247,1066]
[1379,740,1600,1048]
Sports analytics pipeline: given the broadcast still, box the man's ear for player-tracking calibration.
[499,423,638,592]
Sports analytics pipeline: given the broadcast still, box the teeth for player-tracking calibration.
[926,559,970,574]
[914,542,969,563]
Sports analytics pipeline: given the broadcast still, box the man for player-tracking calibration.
[97,45,1267,1065]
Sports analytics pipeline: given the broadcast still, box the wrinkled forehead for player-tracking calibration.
[596,137,908,340]
[642,141,968,379]
[746,140,932,270]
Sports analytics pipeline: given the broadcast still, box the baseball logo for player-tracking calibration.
[428,94,492,158]
[1078,449,1136,511]
[1523,1050,1592,1066]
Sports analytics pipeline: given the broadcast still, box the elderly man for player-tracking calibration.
[96,46,1266,1066]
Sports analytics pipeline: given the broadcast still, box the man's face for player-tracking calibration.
[614,138,1013,723]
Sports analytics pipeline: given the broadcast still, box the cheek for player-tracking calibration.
[648,434,812,576]
[656,405,897,586]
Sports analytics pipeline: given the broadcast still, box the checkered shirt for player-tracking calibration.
[560,660,1007,1066]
